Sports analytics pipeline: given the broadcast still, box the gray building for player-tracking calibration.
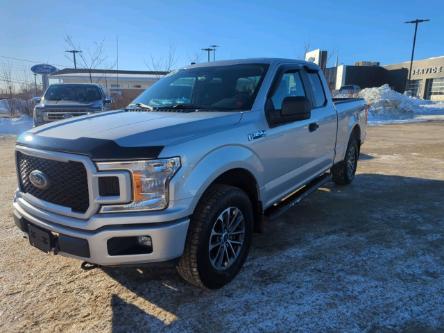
[385,56,444,101]
[330,56,444,101]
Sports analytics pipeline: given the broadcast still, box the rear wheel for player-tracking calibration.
[332,135,359,185]
[176,184,253,289]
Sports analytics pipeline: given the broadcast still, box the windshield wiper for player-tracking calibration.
[127,102,154,111]
[156,104,206,110]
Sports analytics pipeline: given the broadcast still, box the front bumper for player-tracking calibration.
[13,200,190,266]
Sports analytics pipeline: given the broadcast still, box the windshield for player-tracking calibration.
[131,63,269,111]
[44,85,103,102]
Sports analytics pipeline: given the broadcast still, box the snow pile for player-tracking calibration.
[0,116,33,135]
[359,84,444,124]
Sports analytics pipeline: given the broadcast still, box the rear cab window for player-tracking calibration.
[306,72,327,108]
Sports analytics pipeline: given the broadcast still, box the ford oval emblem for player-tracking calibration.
[29,170,50,190]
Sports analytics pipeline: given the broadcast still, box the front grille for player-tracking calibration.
[45,112,88,121]
[16,151,90,213]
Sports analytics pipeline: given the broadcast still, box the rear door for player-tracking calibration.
[301,70,337,174]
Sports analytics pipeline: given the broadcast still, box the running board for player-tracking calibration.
[264,173,331,221]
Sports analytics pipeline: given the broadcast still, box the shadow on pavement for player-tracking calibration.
[104,173,444,331]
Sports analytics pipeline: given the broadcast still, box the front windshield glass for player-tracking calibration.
[131,63,269,111]
[44,84,103,102]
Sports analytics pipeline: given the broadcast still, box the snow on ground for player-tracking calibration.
[359,84,444,125]
[0,116,33,136]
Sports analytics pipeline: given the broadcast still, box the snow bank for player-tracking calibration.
[0,116,33,136]
[359,84,444,124]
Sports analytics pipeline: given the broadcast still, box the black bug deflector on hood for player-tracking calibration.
[16,134,163,161]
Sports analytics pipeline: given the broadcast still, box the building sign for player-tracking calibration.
[411,66,444,76]
[305,49,328,70]
[31,64,58,75]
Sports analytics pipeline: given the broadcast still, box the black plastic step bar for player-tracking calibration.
[264,173,331,221]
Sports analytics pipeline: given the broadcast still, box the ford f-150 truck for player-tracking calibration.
[33,83,111,126]
[13,58,367,289]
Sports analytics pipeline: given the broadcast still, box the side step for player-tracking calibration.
[264,173,331,221]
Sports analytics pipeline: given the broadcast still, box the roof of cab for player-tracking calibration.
[185,58,319,70]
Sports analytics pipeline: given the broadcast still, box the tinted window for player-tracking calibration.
[44,85,103,102]
[271,71,305,110]
[307,72,326,107]
[133,64,268,111]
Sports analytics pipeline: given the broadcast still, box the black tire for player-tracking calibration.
[176,184,253,289]
[332,135,359,185]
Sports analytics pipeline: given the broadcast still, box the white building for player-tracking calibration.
[49,68,168,95]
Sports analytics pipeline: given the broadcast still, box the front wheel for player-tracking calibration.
[332,136,359,185]
[176,184,253,289]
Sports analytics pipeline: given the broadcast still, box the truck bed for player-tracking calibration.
[332,97,365,105]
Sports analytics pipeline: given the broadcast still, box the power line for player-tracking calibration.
[0,55,68,68]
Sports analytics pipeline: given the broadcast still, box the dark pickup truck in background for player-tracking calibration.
[33,83,111,126]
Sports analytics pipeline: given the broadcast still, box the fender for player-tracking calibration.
[170,145,264,214]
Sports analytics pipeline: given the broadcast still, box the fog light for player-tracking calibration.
[137,236,152,248]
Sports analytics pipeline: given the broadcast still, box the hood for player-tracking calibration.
[18,110,243,159]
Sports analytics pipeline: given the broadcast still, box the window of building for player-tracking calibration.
[406,80,420,97]
[306,72,326,107]
[133,84,142,88]
[430,77,444,96]
[271,71,305,110]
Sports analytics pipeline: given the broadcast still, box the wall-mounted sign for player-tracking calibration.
[411,66,443,76]
[305,49,328,70]
[31,64,58,75]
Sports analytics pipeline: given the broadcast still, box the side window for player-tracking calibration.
[306,72,326,107]
[271,71,305,110]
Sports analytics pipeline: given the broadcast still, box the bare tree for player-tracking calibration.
[145,44,177,78]
[65,35,107,83]
[301,42,312,59]
[0,61,15,115]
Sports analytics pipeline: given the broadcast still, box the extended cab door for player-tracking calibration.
[300,69,337,174]
[253,65,337,208]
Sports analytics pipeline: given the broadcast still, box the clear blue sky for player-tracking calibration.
[1,0,443,75]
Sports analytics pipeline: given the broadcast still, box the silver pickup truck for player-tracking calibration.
[13,58,367,289]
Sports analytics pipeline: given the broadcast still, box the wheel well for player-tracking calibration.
[211,168,263,233]
[351,125,361,144]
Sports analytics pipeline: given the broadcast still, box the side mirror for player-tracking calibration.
[32,97,41,104]
[104,97,112,104]
[281,96,311,120]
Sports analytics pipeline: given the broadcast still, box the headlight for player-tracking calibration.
[98,157,181,213]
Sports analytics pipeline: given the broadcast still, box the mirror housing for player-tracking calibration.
[104,97,112,104]
[32,96,41,104]
[281,96,311,120]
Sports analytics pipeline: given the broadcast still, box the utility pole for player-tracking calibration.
[405,19,430,89]
[65,49,82,69]
[33,73,37,96]
[202,48,213,62]
[210,45,219,61]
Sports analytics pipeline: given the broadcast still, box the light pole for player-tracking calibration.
[405,19,430,90]
[201,48,213,62]
[33,73,37,96]
[65,49,82,69]
[210,45,219,61]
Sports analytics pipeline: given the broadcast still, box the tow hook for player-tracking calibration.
[81,261,99,271]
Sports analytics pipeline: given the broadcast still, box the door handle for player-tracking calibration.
[309,122,319,132]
